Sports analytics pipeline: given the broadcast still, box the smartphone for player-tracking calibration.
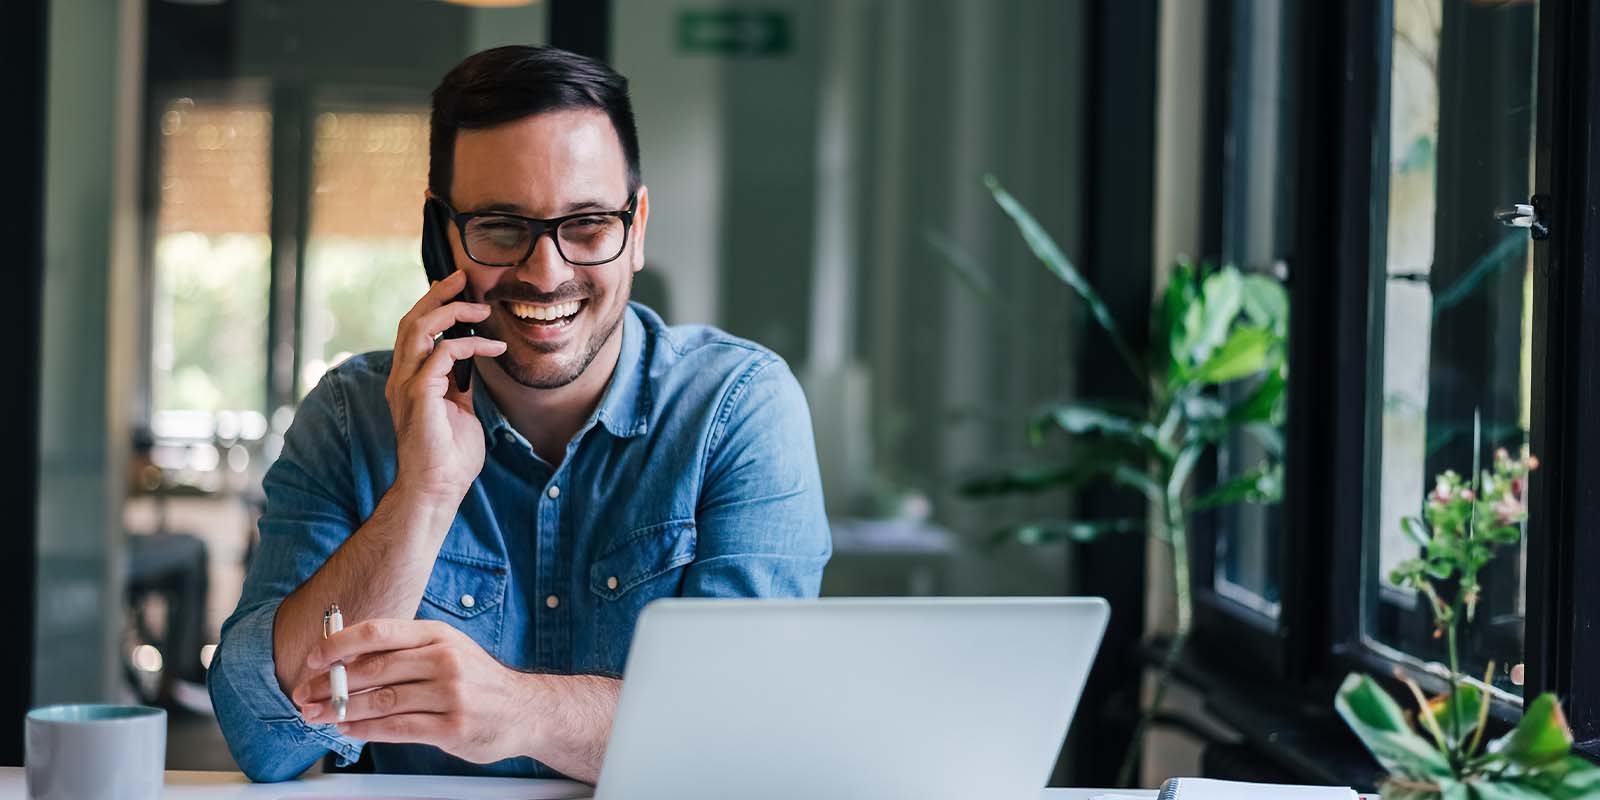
[422,199,476,393]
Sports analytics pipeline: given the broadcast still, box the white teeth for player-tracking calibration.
[508,300,582,321]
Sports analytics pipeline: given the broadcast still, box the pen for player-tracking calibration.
[323,603,348,722]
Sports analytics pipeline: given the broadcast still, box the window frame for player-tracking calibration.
[1187,0,1310,682]
[140,79,276,425]
[1186,0,1600,771]
[1522,0,1600,754]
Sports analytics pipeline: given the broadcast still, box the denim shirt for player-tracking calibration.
[208,303,831,782]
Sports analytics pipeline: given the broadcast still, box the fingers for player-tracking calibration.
[293,646,437,706]
[415,337,507,382]
[392,287,494,380]
[301,678,457,725]
[334,712,463,748]
[306,619,456,671]
[402,269,468,322]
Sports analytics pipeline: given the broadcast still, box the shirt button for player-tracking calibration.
[501,431,515,443]
[606,576,619,591]
[460,594,475,609]
[546,594,560,609]
[547,485,560,499]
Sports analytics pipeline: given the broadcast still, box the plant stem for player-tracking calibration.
[1446,595,1463,772]
[1115,491,1192,787]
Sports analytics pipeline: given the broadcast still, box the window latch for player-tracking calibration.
[1494,196,1549,240]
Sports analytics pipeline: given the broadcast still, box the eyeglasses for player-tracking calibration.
[432,194,638,267]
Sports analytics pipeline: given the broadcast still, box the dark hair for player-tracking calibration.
[428,45,641,202]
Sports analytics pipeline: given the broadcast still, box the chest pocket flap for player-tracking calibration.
[590,519,697,601]
[422,551,508,619]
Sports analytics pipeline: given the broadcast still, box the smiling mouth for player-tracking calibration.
[504,299,586,328]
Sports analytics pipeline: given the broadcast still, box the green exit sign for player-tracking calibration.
[677,10,791,57]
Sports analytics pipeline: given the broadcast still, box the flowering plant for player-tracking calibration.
[1336,450,1600,799]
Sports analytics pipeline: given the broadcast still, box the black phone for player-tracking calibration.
[422,199,476,393]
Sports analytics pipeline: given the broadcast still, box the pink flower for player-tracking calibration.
[1459,488,1475,501]
[1431,478,1454,506]
[1494,494,1526,526]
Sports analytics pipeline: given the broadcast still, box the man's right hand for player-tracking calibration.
[384,269,506,509]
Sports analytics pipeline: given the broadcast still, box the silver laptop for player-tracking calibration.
[594,597,1109,800]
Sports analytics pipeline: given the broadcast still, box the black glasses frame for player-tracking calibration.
[431,193,639,267]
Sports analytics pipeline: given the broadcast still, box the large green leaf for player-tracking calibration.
[1029,403,1161,452]
[1335,673,1454,779]
[1159,261,1200,376]
[960,464,1099,498]
[1240,272,1289,336]
[1545,755,1600,799]
[1429,683,1486,751]
[1191,326,1277,385]
[985,175,1146,387]
[1489,693,1574,768]
[1468,757,1600,800]
[1227,369,1288,426]
[1187,464,1282,512]
[990,518,1144,547]
[960,459,1159,504]
[1465,782,1551,800]
[1191,267,1244,366]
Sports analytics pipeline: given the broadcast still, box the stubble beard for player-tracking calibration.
[489,293,629,390]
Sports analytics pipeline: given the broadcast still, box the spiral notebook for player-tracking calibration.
[1154,778,1359,799]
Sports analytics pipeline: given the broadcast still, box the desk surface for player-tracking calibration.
[0,768,1148,799]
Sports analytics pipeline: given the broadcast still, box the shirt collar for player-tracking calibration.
[593,304,651,438]
[473,304,652,446]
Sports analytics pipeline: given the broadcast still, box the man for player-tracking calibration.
[208,45,831,783]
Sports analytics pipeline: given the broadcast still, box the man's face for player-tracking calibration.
[447,109,647,389]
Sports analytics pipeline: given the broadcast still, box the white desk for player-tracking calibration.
[0,768,1150,798]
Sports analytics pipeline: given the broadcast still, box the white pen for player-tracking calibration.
[323,603,348,722]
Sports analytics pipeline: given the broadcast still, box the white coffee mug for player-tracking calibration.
[26,704,166,800]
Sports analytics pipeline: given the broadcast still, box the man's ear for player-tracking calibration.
[630,186,649,272]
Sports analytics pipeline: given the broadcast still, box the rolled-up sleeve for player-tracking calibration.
[207,374,366,781]
[684,355,832,598]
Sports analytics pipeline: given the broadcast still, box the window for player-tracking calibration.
[1205,0,1299,623]
[1366,0,1537,699]
[151,96,273,423]
[299,107,431,394]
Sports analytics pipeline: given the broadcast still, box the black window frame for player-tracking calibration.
[1187,0,1311,682]
[1183,0,1600,779]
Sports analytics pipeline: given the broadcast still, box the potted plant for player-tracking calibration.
[1336,450,1600,799]
[935,175,1289,786]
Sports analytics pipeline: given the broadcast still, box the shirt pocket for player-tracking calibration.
[418,551,508,648]
[587,519,697,669]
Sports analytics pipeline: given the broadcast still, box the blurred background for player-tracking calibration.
[10,0,1581,791]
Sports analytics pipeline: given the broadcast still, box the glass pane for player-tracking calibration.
[1211,1,1299,620]
[300,108,431,394]
[152,98,272,419]
[1369,0,1538,698]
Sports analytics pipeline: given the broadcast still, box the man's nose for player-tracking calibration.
[513,231,577,293]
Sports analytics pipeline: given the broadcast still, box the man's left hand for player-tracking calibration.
[293,618,538,764]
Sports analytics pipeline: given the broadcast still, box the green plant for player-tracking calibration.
[1336,450,1600,799]
[936,175,1289,787]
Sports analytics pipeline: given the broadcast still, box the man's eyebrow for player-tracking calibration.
[467,198,617,216]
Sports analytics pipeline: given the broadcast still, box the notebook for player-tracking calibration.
[1155,778,1358,799]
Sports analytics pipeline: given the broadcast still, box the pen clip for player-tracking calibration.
[322,609,332,640]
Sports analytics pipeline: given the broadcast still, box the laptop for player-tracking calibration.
[593,597,1110,800]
